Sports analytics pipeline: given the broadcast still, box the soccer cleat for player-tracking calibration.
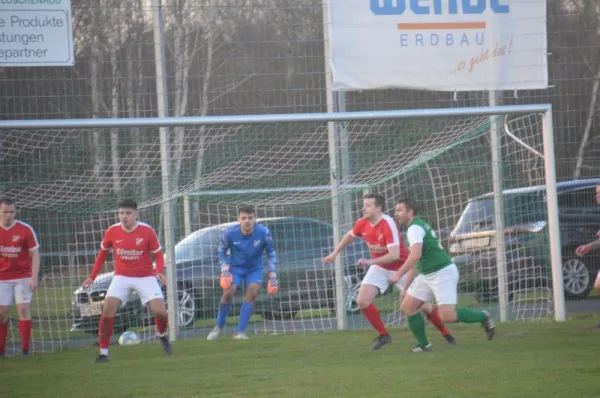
[444,334,457,345]
[411,343,433,353]
[94,354,109,363]
[233,332,249,340]
[0,353,4,359]
[22,350,29,357]
[482,310,496,340]
[370,333,392,351]
[159,335,172,356]
[207,327,222,341]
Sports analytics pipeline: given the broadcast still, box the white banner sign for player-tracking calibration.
[328,0,548,91]
[0,0,74,67]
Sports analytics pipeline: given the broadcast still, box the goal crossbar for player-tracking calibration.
[0,104,551,129]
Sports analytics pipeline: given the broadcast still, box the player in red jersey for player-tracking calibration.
[324,193,454,351]
[0,198,40,358]
[81,199,171,363]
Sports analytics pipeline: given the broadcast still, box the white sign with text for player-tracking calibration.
[328,0,548,91]
[0,0,74,66]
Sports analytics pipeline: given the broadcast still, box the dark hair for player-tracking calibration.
[117,198,138,210]
[238,205,255,215]
[364,193,385,210]
[0,198,15,207]
[397,198,419,215]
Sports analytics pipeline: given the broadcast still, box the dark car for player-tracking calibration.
[71,217,370,333]
[449,178,600,303]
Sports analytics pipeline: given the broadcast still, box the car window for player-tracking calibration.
[454,193,547,234]
[262,220,332,255]
[558,188,600,214]
[174,228,221,261]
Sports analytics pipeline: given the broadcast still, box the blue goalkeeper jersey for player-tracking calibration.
[217,224,277,273]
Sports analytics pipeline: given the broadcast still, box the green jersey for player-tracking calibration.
[407,217,452,275]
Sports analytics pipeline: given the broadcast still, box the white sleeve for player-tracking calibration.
[407,225,426,247]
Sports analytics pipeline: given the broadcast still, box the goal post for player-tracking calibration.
[0,104,564,355]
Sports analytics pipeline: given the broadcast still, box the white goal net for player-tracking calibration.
[0,106,562,355]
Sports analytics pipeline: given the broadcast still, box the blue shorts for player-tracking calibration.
[231,266,263,288]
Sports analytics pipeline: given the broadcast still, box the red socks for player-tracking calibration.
[423,305,450,336]
[361,304,388,335]
[19,320,32,352]
[0,321,7,355]
[0,320,34,354]
[98,316,114,350]
[155,316,168,336]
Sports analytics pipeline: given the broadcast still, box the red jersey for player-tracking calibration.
[100,222,161,277]
[351,215,409,271]
[0,221,39,280]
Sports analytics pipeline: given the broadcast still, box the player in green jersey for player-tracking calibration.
[389,198,495,353]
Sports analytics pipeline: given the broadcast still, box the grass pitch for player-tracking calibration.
[1,320,599,397]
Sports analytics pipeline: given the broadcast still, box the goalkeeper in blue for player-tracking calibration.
[207,205,279,340]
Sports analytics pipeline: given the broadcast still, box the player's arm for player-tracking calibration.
[265,228,279,295]
[217,231,231,269]
[324,230,356,262]
[84,230,112,286]
[361,245,400,265]
[30,248,40,291]
[264,228,277,274]
[390,225,424,281]
[26,227,40,291]
[217,230,233,289]
[148,228,166,285]
[575,236,600,256]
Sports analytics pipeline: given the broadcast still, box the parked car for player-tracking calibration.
[71,217,370,333]
[449,178,600,303]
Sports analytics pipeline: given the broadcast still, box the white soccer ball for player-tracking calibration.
[118,330,141,346]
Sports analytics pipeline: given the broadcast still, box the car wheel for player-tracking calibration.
[343,272,362,314]
[175,288,197,328]
[562,256,594,299]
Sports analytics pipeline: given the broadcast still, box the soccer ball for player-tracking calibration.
[118,330,141,346]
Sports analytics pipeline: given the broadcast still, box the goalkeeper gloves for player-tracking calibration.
[220,265,233,289]
[267,272,279,295]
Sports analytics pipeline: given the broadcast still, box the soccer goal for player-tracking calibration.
[0,104,564,355]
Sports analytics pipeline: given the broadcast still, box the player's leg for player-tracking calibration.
[357,265,391,351]
[430,264,495,340]
[401,275,433,352]
[233,270,262,339]
[137,276,171,355]
[0,281,14,358]
[14,278,33,356]
[420,303,455,344]
[208,268,240,340]
[95,276,128,362]
[394,272,455,344]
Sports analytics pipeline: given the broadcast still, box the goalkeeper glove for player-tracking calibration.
[267,272,279,295]
[220,265,233,289]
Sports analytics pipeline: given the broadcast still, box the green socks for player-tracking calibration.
[407,313,429,347]
[456,307,487,323]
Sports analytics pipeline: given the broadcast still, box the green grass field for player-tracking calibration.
[1,320,599,397]
[4,284,598,343]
